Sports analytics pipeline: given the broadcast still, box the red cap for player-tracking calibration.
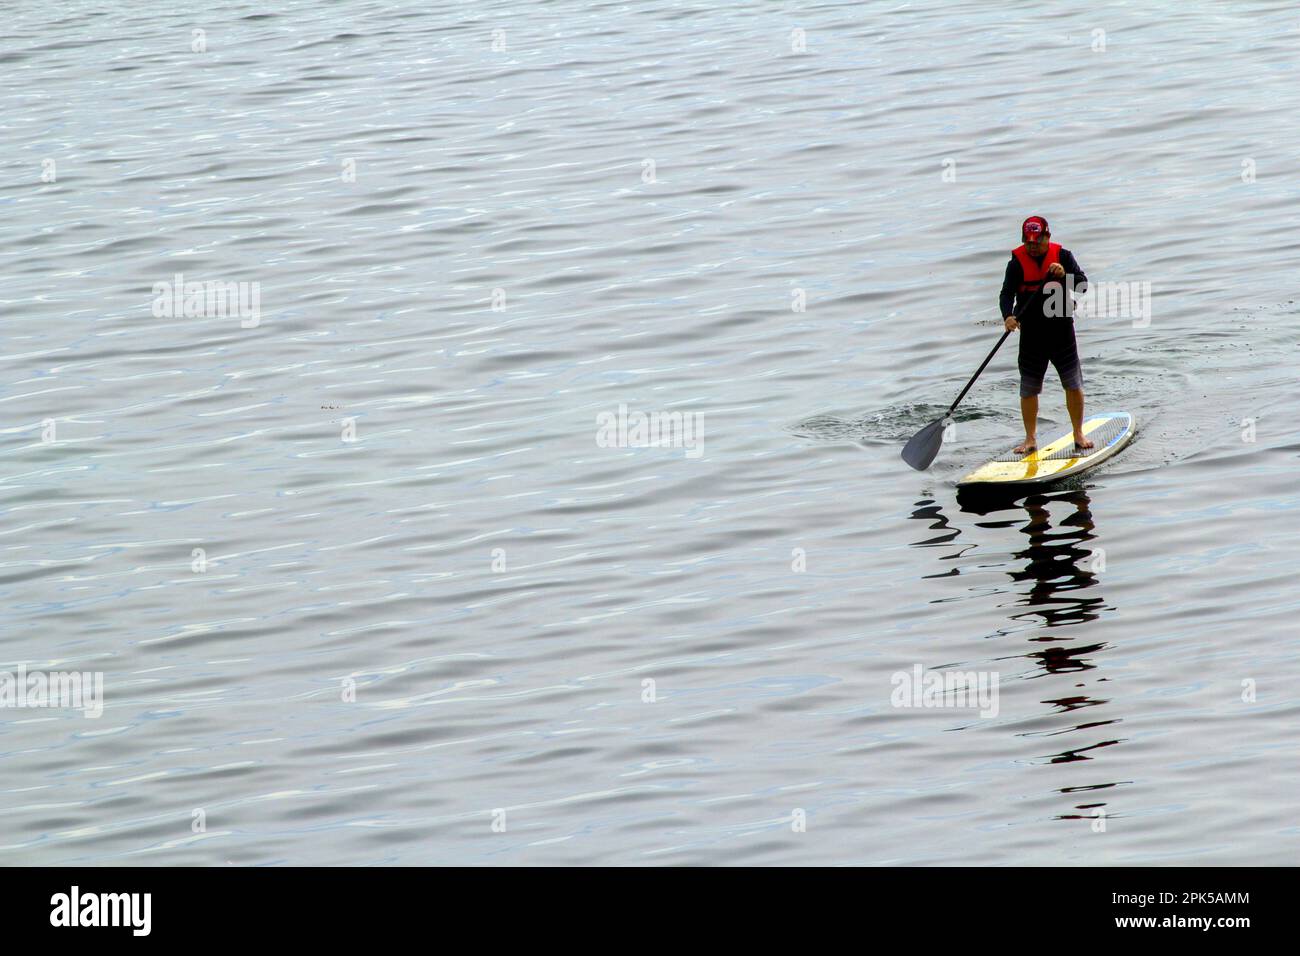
[1022,216,1049,240]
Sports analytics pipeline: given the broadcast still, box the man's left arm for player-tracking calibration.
[1060,249,1087,294]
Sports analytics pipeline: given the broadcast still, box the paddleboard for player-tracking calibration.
[957,411,1134,487]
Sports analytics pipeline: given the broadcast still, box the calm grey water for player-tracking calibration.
[2,0,1298,865]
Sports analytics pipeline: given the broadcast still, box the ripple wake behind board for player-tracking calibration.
[957,412,1134,487]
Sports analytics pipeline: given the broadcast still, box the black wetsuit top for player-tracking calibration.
[998,248,1087,329]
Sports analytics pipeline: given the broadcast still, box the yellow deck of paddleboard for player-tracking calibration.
[958,412,1133,486]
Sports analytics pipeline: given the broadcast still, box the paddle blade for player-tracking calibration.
[901,418,947,471]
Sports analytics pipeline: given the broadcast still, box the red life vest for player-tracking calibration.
[1012,242,1061,296]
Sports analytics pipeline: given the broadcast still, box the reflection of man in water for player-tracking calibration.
[1000,216,1090,455]
[1011,492,1106,634]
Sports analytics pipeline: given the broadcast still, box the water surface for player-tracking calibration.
[1,0,1297,865]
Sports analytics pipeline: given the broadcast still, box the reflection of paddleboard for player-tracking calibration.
[957,411,1134,487]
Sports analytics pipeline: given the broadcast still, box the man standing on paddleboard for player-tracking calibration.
[1000,215,1090,454]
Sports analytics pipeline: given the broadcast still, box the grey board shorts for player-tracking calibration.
[1019,322,1083,397]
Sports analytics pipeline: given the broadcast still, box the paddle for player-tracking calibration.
[900,284,1051,471]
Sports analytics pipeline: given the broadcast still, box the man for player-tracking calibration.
[1000,215,1090,454]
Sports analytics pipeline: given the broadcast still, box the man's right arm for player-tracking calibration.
[999,258,1020,318]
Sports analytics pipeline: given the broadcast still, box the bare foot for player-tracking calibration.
[1074,434,1095,450]
[1013,438,1037,455]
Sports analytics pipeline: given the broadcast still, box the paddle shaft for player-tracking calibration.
[945,329,1009,416]
[942,282,1053,418]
